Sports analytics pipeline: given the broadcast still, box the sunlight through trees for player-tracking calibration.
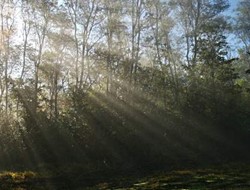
[0,1,249,183]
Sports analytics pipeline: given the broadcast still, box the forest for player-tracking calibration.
[0,0,250,189]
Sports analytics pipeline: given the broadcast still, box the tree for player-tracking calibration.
[129,0,144,85]
[0,0,18,116]
[27,0,55,113]
[173,0,232,119]
[19,0,32,81]
[64,0,103,90]
[235,0,250,51]
[172,0,229,66]
[143,0,181,109]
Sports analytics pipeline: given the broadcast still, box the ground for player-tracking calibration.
[0,163,250,189]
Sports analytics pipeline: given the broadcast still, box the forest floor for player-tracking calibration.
[0,163,250,189]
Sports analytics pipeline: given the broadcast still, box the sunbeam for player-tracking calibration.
[0,0,249,189]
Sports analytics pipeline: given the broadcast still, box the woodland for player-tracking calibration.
[0,0,250,188]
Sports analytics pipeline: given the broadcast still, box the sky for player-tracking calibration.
[228,0,238,13]
[225,0,241,57]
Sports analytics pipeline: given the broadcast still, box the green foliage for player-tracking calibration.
[235,0,250,46]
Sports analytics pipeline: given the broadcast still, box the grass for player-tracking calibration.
[89,163,250,190]
[0,163,250,189]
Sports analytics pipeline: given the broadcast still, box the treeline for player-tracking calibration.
[0,0,250,172]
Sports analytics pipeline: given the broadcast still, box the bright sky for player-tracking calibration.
[225,0,241,58]
[224,0,238,16]
[229,0,238,11]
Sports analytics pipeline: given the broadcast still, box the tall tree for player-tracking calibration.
[19,0,32,81]
[64,0,103,90]
[143,0,181,109]
[28,0,55,113]
[0,0,17,116]
[130,0,144,85]
[172,0,229,66]
[235,0,250,51]
[41,9,72,119]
